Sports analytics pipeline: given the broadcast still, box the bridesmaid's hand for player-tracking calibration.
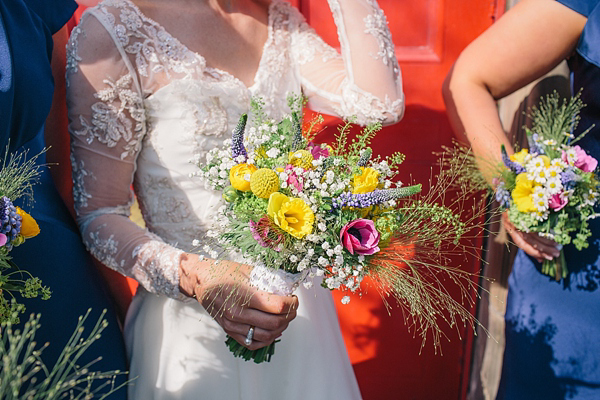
[502,212,561,263]
[179,254,298,350]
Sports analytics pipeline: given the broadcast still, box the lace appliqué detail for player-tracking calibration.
[86,224,127,273]
[65,25,84,79]
[363,0,399,76]
[96,0,202,79]
[132,239,184,299]
[335,82,404,125]
[74,74,145,160]
[71,153,94,211]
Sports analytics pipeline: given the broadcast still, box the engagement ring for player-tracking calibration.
[244,326,255,346]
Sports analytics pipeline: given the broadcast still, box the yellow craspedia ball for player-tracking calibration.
[288,150,314,170]
[250,168,280,199]
[16,207,40,239]
[229,163,258,192]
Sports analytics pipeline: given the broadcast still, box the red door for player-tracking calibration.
[292,1,504,399]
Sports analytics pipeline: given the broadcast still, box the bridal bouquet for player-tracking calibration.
[461,93,599,280]
[0,148,49,324]
[195,97,483,363]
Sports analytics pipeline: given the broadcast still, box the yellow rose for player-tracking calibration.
[229,163,258,191]
[267,192,314,239]
[512,173,536,213]
[353,167,379,194]
[510,149,529,165]
[16,207,40,238]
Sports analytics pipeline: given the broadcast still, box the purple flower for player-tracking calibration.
[340,219,380,256]
[308,142,330,160]
[548,192,569,211]
[501,145,526,174]
[249,216,284,252]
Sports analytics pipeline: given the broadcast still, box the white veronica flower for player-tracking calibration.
[341,296,351,304]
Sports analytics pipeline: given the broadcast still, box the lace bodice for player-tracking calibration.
[66,0,404,299]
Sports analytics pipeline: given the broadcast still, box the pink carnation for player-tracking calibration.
[340,219,380,256]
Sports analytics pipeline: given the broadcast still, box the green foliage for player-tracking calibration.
[0,310,127,399]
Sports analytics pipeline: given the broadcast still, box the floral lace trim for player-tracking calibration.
[66,24,83,78]
[85,224,127,274]
[334,81,404,125]
[73,74,146,160]
[291,12,339,65]
[95,0,202,79]
[132,239,184,299]
[363,0,400,77]
[71,153,93,211]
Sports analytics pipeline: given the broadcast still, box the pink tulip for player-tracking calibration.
[340,219,380,256]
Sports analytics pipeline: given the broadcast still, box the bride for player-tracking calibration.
[66,0,404,398]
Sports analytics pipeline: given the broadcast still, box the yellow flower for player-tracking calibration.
[250,168,280,199]
[512,173,536,213]
[229,163,258,191]
[16,207,40,238]
[288,150,314,170]
[267,192,314,239]
[353,167,379,194]
[510,149,529,165]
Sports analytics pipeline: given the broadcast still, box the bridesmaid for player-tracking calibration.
[0,0,128,396]
[444,0,600,398]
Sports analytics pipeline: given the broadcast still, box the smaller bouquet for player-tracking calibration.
[195,96,482,363]
[491,93,599,280]
[0,148,49,324]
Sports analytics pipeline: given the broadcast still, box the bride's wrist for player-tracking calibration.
[178,253,210,299]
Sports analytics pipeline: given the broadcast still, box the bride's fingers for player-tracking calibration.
[227,332,271,350]
[222,321,283,344]
[225,307,292,335]
[248,291,299,316]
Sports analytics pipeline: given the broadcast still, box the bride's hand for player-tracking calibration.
[502,212,561,263]
[179,254,298,350]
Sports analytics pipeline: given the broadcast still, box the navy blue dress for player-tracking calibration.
[0,1,127,395]
[497,1,600,399]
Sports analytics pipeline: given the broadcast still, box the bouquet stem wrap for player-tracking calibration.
[225,264,304,363]
[542,250,568,281]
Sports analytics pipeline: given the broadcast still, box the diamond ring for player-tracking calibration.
[244,326,255,346]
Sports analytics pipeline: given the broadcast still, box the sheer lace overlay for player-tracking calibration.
[66,0,404,299]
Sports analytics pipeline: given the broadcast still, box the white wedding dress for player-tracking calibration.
[66,1,403,399]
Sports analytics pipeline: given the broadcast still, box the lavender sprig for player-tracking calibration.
[332,185,422,209]
[527,132,544,155]
[561,167,580,190]
[501,145,526,174]
[232,114,248,161]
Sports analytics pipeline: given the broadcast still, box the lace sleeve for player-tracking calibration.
[291,0,404,126]
[66,11,184,299]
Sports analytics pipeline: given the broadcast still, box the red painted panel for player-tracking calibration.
[300,1,499,399]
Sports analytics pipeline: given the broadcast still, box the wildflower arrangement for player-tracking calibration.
[194,96,483,363]
[476,93,598,280]
[0,149,49,324]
